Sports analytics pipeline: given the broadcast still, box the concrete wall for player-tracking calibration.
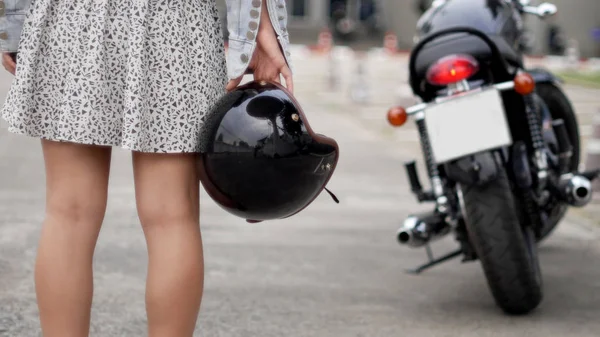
[525,0,599,58]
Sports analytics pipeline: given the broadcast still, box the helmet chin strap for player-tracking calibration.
[324,187,339,204]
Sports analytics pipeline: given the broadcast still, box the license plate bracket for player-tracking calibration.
[424,88,513,164]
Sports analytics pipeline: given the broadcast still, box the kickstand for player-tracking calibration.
[406,246,463,275]
[425,244,434,261]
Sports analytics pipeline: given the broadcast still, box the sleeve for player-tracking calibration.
[0,0,32,53]
[224,0,255,80]
[225,0,292,80]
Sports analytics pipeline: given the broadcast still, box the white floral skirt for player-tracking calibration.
[2,0,227,153]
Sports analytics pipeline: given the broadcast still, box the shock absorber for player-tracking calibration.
[414,113,448,212]
[415,117,439,180]
[523,93,549,187]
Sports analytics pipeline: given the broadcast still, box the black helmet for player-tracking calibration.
[197,80,340,223]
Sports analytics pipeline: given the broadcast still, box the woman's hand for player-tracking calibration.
[2,53,17,75]
[226,1,293,93]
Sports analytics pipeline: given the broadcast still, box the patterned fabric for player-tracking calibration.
[0,0,294,84]
[1,0,227,153]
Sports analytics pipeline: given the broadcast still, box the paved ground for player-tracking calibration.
[1,51,600,337]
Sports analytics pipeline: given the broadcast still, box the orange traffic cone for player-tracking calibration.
[383,31,399,56]
[311,28,333,55]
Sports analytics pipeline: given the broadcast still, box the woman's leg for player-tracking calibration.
[36,140,112,337]
[132,152,203,337]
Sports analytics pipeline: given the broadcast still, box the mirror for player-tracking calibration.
[522,2,558,18]
[536,3,558,17]
[431,0,446,8]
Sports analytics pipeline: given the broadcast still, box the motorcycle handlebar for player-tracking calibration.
[506,0,558,18]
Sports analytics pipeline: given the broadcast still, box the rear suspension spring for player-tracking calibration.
[524,95,545,151]
[415,117,445,200]
[416,118,439,178]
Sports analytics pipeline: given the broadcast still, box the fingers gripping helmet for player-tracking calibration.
[197,81,340,223]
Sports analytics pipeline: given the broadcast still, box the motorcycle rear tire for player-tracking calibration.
[535,82,581,241]
[459,153,543,315]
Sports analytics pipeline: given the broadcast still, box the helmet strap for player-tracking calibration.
[324,187,339,204]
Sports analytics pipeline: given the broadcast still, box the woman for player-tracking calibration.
[0,0,293,336]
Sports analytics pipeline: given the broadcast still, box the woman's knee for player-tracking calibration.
[136,200,198,231]
[41,140,111,226]
[132,152,199,230]
[46,194,108,226]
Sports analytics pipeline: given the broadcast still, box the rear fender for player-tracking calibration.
[528,67,563,85]
[444,151,502,187]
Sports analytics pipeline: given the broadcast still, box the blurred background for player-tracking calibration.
[216,0,600,57]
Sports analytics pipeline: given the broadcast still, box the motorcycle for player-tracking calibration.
[386,0,600,315]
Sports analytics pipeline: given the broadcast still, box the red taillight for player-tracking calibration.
[426,54,480,86]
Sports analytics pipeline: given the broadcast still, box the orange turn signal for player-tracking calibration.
[387,106,408,127]
[513,72,535,95]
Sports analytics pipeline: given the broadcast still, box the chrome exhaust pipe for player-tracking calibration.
[559,174,593,207]
[397,212,451,248]
[397,216,428,248]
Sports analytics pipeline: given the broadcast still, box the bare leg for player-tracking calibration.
[35,140,112,337]
[132,152,203,337]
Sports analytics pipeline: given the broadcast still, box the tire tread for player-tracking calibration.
[462,164,542,315]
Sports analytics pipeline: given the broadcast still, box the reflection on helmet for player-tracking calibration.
[198,81,340,223]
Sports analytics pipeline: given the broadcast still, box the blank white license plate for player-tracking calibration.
[424,88,512,164]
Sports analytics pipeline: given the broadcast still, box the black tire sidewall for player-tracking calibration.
[535,82,581,240]
[535,82,580,171]
[459,154,543,315]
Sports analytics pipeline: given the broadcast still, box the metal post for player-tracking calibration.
[349,53,370,104]
[565,39,581,70]
[327,48,340,91]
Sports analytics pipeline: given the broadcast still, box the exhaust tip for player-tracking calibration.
[575,186,589,199]
[398,231,411,244]
[561,174,593,207]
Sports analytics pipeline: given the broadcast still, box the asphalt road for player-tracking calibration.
[1,52,600,337]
